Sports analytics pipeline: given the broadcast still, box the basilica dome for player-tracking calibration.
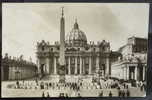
[66,20,87,47]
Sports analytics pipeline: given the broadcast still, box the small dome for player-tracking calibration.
[66,19,87,47]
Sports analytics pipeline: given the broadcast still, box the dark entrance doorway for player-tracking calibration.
[139,66,143,81]
[101,64,105,76]
[40,64,45,76]
[129,66,135,80]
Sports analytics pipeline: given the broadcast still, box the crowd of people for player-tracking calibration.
[6,77,146,97]
[12,78,121,90]
[136,81,146,91]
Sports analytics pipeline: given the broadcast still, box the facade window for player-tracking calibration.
[102,47,105,51]
[134,47,137,52]
[42,46,45,51]
[85,47,89,50]
[101,64,105,70]
[71,57,75,64]
[85,57,89,64]
[93,57,96,65]
[57,47,60,50]
[51,48,53,51]
[93,48,96,52]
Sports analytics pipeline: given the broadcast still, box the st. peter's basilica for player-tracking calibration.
[36,8,119,80]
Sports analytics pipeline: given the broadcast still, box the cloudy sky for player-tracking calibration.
[2,3,149,63]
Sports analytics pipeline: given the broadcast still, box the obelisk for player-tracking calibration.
[59,7,65,83]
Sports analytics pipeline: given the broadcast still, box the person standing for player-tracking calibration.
[65,93,68,97]
[99,91,103,97]
[118,90,122,97]
[78,93,81,97]
[122,90,125,97]
[47,92,50,97]
[16,80,19,89]
[126,89,130,97]
[42,91,45,97]
[109,91,112,97]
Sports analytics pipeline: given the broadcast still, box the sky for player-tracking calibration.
[2,3,149,63]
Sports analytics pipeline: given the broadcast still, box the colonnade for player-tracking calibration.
[122,64,146,81]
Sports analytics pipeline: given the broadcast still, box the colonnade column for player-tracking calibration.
[80,57,82,74]
[143,65,145,81]
[54,57,57,74]
[89,56,92,74]
[68,57,71,75]
[75,57,78,74]
[96,56,99,74]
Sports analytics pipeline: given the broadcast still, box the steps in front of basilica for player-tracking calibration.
[40,75,93,82]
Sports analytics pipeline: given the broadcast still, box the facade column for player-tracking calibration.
[36,60,39,74]
[125,66,127,80]
[83,57,85,74]
[106,57,110,76]
[123,67,125,79]
[124,67,126,79]
[143,65,145,81]
[68,57,71,75]
[37,59,41,74]
[46,58,50,74]
[135,66,137,80]
[54,57,57,74]
[89,56,92,74]
[128,66,130,80]
[75,56,78,74]
[44,64,47,74]
[80,57,82,74]
[126,65,129,80]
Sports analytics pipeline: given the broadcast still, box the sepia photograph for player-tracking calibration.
[2,3,149,97]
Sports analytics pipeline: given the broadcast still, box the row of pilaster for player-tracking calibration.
[53,56,93,75]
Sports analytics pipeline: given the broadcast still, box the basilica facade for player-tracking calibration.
[36,9,116,78]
